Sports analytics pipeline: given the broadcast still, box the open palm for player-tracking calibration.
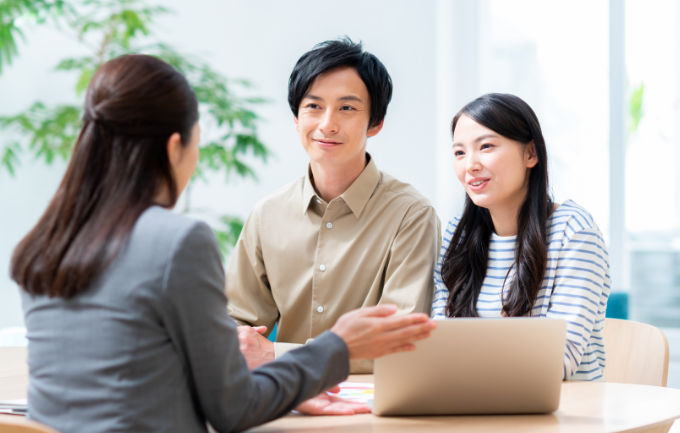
[295,386,371,416]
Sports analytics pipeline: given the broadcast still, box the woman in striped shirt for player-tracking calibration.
[432,93,610,381]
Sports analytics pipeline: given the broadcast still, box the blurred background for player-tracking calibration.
[0,0,678,388]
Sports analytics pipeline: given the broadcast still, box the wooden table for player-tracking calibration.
[246,375,680,433]
[2,351,680,433]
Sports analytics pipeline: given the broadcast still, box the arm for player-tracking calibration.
[226,207,278,331]
[545,228,610,379]
[226,207,284,368]
[432,219,457,318]
[162,222,349,432]
[380,205,440,316]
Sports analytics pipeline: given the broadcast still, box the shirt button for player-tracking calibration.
[317,306,324,313]
[319,264,326,271]
[326,222,333,229]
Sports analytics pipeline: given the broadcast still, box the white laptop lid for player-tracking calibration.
[373,318,566,416]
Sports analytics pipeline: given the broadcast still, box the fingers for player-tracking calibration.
[327,385,341,394]
[372,313,432,333]
[352,304,398,318]
[253,326,268,335]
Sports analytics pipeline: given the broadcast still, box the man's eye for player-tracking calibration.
[340,106,355,111]
[305,103,319,109]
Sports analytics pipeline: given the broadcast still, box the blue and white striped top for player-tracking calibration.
[432,200,611,381]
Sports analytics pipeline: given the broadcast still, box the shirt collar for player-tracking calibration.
[301,153,381,219]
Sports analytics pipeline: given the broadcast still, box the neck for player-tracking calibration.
[488,204,521,237]
[310,154,368,202]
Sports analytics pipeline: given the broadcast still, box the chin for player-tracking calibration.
[468,194,494,210]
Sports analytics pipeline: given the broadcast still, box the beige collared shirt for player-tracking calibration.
[226,155,440,372]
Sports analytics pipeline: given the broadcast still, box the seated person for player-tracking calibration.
[432,93,610,381]
[228,38,440,373]
[11,54,436,433]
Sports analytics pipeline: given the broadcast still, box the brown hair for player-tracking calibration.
[11,54,198,298]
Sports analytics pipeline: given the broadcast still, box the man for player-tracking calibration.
[227,38,440,373]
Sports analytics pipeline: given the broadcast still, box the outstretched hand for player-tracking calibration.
[330,304,436,360]
[295,386,371,416]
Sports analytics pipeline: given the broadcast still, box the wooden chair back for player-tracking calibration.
[602,318,669,387]
[0,416,59,433]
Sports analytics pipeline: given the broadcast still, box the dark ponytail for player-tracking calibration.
[11,54,198,298]
[441,93,553,317]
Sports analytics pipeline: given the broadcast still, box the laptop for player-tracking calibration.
[373,318,566,416]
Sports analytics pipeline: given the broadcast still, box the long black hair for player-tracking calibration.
[11,55,198,298]
[441,93,553,317]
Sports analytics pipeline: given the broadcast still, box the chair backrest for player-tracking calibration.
[602,318,669,387]
[0,416,59,433]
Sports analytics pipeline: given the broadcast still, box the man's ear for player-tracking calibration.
[367,119,385,138]
[294,116,299,132]
[525,141,538,168]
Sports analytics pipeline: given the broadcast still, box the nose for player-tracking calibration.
[466,151,482,174]
[319,110,339,134]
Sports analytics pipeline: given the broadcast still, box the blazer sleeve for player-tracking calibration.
[160,220,349,433]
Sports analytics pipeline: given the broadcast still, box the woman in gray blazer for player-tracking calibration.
[10,55,435,433]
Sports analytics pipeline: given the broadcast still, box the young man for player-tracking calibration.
[227,38,440,373]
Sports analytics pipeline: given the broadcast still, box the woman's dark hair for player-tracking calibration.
[11,54,198,298]
[441,93,553,318]
[288,36,392,128]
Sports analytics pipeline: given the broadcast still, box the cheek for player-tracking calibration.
[453,159,467,184]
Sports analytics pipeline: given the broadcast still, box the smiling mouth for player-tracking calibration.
[468,179,490,191]
[315,139,342,147]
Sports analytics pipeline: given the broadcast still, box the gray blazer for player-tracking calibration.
[20,206,349,433]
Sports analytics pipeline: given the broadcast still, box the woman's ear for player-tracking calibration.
[166,132,183,169]
[525,141,539,168]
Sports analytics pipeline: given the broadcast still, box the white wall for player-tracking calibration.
[0,0,441,327]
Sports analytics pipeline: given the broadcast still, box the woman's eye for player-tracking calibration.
[481,143,493,150]
[454,150,465,157]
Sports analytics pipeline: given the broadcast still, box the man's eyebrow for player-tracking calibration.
[302,94,323,101]
[338,95,364,103]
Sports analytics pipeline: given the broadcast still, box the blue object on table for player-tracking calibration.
[267,323,278,342]
[606,292,629,320]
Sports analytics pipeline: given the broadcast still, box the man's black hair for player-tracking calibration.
[288,37,393,129]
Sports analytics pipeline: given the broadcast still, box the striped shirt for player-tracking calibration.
[432,200,611,381]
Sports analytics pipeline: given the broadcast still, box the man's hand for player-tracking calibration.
[295,386,371,416]
[330,304,436,360]
[237,325,275,369]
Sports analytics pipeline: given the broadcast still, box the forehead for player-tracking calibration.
[304,66,369,100]
[453,115,497,144]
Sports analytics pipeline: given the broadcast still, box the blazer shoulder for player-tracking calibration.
[131,206,212,259]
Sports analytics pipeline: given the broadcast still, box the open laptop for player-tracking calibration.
[373,318,566,416]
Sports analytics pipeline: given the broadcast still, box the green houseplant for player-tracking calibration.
[0,0,270,257]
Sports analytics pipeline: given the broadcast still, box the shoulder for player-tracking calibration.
[441,214,462,248]
[251,176,305,215]
[549,200,604,240]
[132,206,216,257]
[376,170,435,218]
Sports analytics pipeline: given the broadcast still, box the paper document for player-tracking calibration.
[0,399,27,416]
[332,382,374,408]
